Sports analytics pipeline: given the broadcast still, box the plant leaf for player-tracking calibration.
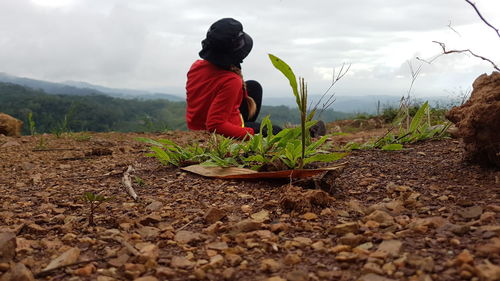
[268,54,300,106]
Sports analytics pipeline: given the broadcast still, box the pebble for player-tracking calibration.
[204,207,226,224]
[43,247,80,271]
[260,258,281,273]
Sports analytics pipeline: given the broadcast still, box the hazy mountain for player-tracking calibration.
[264,94,456,114]
[63,80,183,101]
[0,73,183,101]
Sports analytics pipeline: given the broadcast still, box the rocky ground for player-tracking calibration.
[0,128,499,281]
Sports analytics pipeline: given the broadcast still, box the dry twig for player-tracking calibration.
[432,41,500,71]
[465,0,500,38]
[121,165,139,201]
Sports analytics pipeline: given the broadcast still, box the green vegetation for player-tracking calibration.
[0,82,349,135]
[81,192,109,226]
[139,117,346,170]
[344,101,451,151]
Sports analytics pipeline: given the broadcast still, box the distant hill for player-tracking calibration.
[63,80,183,101]
[0,73,183,101]
[0,82,351,134]
[264,94,456,114]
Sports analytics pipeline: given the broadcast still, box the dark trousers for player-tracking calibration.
[240,80,262,122]
[240,80,282,135]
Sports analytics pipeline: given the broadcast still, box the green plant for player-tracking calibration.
[52,114,70,138]
[134,176,145,187]
[268,54,320,168]
[34,135,48,150]
[344,101,451,151]
[140,116,346,170]
[81,192,109,226]
[27,111,36,136]
[136,137,208,166]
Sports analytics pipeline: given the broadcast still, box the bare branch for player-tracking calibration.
[432,41,500,71]
[309,63,351,119]
[465,0,500,38]
[447,20,461,37]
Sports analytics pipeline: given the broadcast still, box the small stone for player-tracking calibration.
[204,207,226,224]
[270,223,289,233]
[365,210,394,226]
[284,253,301,265]
[241,205,252,213]
[339,233,364,246]
[222,268,236,280]
[206,241,228,251]
[358,273,397,281]
[320,208,333,216]
[136,226,160,240]
[134,276,159,281]
[0,232,16,263]
[96,276,115,281]
[363,262,384,275]
[377,240,402,258]
[293,237,313,246]
[73,263,96,276]
[330,245,351,253]
[225,253,242,266]
[475,260,500,281]
[1,262,34,281]
[124,263,146,278]
[266,277,286,281]
[230,219,262,234]
[302,212,318,220]
[155,267,176,279]
[329,222,359,235]
[479,212,496,223]
[454,249,474,266]
[477,237,500,255]
[1,141,20,147]
[312,241,326,251]
[0,263,9,272]
[193,268,206,280]
[170,256,194,269]
[139,215,161,226]
[260,258,281,273]
[145,201,163,212]
[209,254,224,268]
[459,206,483,219]
[108,254,130,267]
[43,247,80,271]
[174,230,203,244]
[335,251,358,262]
[251,210,270,223]
[285,270,309,281]
[138,243,159,263]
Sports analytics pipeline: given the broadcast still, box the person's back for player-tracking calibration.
[186,59,251,138]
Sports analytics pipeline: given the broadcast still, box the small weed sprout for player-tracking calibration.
[27,111,36,136]
[82,192,109,226]
[134,176,145,187]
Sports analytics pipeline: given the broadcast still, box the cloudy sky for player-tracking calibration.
[0,0,499,100]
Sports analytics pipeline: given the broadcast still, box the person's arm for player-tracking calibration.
[206,76,254,139]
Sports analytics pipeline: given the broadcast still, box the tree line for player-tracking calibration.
[0,82,350,135]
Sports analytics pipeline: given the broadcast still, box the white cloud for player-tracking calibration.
[0,0,498,99]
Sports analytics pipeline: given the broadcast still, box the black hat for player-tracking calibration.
[199,18,253,69]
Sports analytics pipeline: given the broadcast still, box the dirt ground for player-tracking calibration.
[0,128,498,281]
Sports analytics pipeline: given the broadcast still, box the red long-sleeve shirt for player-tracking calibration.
[185,60,254,139]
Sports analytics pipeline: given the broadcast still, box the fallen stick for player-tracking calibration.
[121,165,139,201]
[34,256,115,278]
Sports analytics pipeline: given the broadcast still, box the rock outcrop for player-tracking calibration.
[446,72,500,167]
[0,113,23,137]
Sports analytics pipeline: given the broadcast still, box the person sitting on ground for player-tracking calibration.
[185,18,281,139]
